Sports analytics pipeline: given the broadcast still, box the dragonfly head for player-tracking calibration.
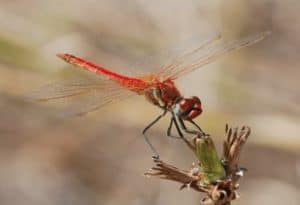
[174,96,202,121]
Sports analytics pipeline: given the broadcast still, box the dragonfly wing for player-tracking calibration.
[157,31,270,80]
[28,77,121,102]
[59,87,135,117]
[28,77,137,117]
[156,33,222,78]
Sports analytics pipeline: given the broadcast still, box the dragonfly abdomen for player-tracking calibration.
[57,53,151,92]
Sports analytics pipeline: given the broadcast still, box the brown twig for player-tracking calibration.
[222,125,251,182]
[145,157,208,192]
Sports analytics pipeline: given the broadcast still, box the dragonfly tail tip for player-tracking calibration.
[56,53,66,59]
[56,53,74,63]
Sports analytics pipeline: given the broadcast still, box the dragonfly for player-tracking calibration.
[32,31,269,158]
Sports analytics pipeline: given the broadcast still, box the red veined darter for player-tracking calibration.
[32,31,270,158]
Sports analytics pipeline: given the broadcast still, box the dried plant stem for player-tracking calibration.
[145,124,251,205]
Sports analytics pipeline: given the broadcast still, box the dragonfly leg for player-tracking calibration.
[189,120,207,135]
[167,116,183,139]
[142,110,167,158]
[178,117,206,137]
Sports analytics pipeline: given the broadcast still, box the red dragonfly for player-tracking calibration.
[33,31,269,157]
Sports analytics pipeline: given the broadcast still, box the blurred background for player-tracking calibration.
[0,0,299,204]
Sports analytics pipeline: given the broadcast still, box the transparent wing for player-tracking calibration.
[116,32,222,77]
[156,33,222,77]
[58,86,135,117]
[157,31,270,80]
[28,76,136,117]
[29,77,122,101]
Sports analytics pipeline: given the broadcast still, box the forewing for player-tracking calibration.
[156,33,221,78]
[157,31,270,80]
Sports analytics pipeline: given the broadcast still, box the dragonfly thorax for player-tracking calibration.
[173,96,202,121]
[144,79,202,121]
[144,79,182,109]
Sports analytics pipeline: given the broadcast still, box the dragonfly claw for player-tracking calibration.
[196,131,209,139]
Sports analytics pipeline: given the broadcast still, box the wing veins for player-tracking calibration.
[157,33,222,78]
[159,31,270,80]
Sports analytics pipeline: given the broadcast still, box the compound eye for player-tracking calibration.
[175,97,203,120]
[192,96,201,105]
[186,108,202,120]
